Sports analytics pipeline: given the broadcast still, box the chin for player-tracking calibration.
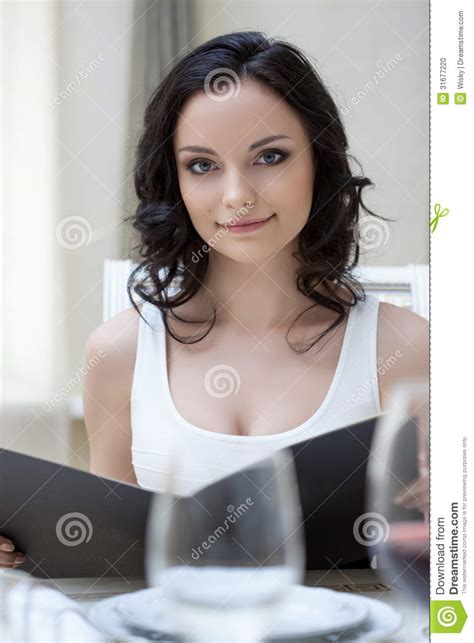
[215,242,284,265]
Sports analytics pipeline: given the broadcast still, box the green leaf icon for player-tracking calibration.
[430,600,468,633]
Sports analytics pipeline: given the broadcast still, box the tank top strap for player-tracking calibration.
[336,293,382,414]
[131,301,166,403]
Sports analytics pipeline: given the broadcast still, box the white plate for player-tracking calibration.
[319,595,404,641]
[88,585,374,641]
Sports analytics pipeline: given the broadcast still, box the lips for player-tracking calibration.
[219,214,276,228]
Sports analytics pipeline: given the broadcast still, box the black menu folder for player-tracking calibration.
[0,414,380,579]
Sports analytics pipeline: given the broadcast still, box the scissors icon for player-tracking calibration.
[430,203,449,233]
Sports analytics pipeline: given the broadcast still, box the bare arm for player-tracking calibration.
[377,302,429,411]
[82,307,141,485]
[376,302,429,517]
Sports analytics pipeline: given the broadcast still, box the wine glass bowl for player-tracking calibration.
[145,449,305,643]
[367,378,429,604]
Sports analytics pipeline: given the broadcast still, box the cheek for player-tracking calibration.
[292,159,315,204]
[178,175,216,226]
[186,204,215,239]
[268,162,314,224]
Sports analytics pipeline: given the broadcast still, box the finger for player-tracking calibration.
[394,477,429,503]
[395,487,429,505]
[395,492,429,514]
[0,551,26,566]
[402,497,428,509]
[0,537,15,552]
[394,487,429,504]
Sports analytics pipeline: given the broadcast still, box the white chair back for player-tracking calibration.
[102,259,137,322]
[352,264,429,319]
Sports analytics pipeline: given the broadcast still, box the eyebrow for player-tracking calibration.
[177,134,293,155]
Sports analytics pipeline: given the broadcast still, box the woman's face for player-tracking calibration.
[173,79,317,264]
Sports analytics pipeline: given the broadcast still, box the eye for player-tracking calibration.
[186,149,288,175]
[255,149,288,166]
[187,159,217,175]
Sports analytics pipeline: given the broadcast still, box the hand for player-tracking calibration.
[393,470,429,519]
[0,535,26,569]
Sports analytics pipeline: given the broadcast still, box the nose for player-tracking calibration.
[222,169,257,213]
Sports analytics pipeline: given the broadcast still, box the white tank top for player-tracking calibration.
[130,294,382,495]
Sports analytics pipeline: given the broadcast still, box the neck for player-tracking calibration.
[199,245,317,337]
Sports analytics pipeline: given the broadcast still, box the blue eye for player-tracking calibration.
[188,159,217,175]
[255,150,286,165]
[186,149,288,175]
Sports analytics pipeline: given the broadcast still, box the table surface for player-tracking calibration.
[44,568,429,642]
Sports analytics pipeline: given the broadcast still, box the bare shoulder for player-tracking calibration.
[83,303,145,414]
[82,305,143,483]
[376,302,429,411]
[84,305,142,372]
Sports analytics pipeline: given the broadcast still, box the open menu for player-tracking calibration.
[0,414,382,578]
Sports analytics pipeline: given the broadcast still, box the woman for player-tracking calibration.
[1,31,428,568]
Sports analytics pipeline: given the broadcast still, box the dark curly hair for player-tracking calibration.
[126,30,390,352]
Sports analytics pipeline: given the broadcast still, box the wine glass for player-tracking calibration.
[0,567,138,642]
[0,568,35,642]
[145,448,305,643]
[366,377,429,635]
